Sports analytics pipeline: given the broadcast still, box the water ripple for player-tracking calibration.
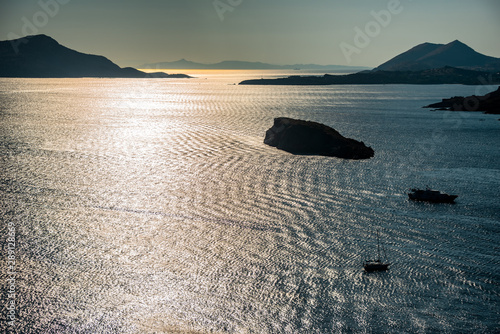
[1,77,499,333]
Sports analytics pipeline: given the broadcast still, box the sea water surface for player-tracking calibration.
[0,71,499,333]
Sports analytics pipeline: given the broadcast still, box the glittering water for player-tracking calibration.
[1,73,499,333]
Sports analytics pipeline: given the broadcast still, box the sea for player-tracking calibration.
[1,70,499,333]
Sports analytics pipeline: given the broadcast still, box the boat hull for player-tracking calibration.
[408,189,457,203]
[363,261,390,272]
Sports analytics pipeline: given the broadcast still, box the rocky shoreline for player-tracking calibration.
[423,86,500,114]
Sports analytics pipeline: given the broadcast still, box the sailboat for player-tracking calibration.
[363,229,390,272]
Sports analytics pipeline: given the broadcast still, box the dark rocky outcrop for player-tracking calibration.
[0,34,191,78]
[423,86,500,114]
[264,117,374,159]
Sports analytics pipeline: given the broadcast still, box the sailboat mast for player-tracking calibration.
[376,229,381,261]
[364,228,390,271]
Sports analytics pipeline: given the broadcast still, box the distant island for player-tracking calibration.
[138,59,370,72]
[240,67,500,85]
[423,86,500,114]
[0,35,191,78]
[240,40,500,86]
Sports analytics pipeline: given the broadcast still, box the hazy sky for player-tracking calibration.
[1,0,499,67]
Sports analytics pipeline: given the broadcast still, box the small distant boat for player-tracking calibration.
[364,230,390,272]
[408,188,458,203]
[364,259,390,272]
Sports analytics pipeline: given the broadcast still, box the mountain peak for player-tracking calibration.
[442,39,473,51]
[24,34,59,43]
[26,34,54,39]
[374,40,500,72]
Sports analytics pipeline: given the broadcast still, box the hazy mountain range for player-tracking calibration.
[0,35,189,78]
[138,59,370,71]
[0,34,367,77]
[2,35,499,83]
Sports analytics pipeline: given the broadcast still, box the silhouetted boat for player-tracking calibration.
[364,230,390,272]
[408,188,457,203]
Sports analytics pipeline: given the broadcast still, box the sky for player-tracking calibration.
[1,0,499,68]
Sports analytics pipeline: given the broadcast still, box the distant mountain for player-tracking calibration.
[374,40,500,72]
[138,59,370,71]
[0,35,190,78]
[239,67,500,86]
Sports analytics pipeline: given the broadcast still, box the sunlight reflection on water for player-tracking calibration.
[0,75,499,333]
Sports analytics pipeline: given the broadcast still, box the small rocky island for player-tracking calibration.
[423,86,500,114]
[264,117,374,159]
